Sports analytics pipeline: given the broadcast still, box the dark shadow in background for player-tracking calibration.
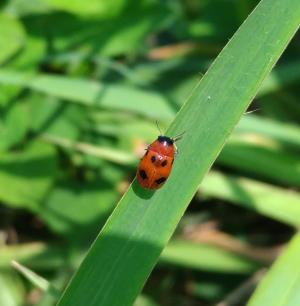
[0,153,57,179]
[21,0,167,56]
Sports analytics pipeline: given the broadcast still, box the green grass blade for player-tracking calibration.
[0,243,65,270]
[236,115,300,148]
[41,134,136,165]
[218,139,300,187]
[0,14,25,64]
[11,261,59,296]
[0,71,174,120]
[160,240,259,274]
[56,1,300,306]
[0,270,25,306]
[247,233,300,306]
[200,171,300,226]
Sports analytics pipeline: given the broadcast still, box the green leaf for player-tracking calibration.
[41,134,136,165]
[134,295,159,306]
[90,117,160,142]
[21,1,171,57]
[29,94,84,140]
[12,260,50,292]
[40,180,117,241]
[0,14,25,64]
[236,114,300,148]
[3,0,51,17]
[0,271,26,306]
[41,0,126,17]
[0,100,29,151]
[56,1,300,306]
[0,141,57,210]
[0,84,22,107]
[247,233,300,306]
[12,260,60,298]
[8,36,46,70]
[0,71,174,120]
[218,139,300,187]
[200,171,300,226]
[161,240,259,274]
[0,242,65,270]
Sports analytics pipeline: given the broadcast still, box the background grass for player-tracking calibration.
[0,0,299,306]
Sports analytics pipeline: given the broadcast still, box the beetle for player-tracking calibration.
[136,129,184,190]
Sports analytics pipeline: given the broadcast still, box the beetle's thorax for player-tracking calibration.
[148,136,175,157]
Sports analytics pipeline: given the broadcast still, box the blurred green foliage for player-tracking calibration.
[0,0,299,305]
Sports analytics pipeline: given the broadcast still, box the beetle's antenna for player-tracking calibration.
[155,121,163,135]
[172,131,185,142]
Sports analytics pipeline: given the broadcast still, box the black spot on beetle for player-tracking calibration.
[155,177,166,185]
[139,170,148,180]
[151,156,156,163]
[161,160,167,167]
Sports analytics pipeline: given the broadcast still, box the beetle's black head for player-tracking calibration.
[157,136,174,146]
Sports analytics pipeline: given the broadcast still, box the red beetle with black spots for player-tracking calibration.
[136,133,184,190]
